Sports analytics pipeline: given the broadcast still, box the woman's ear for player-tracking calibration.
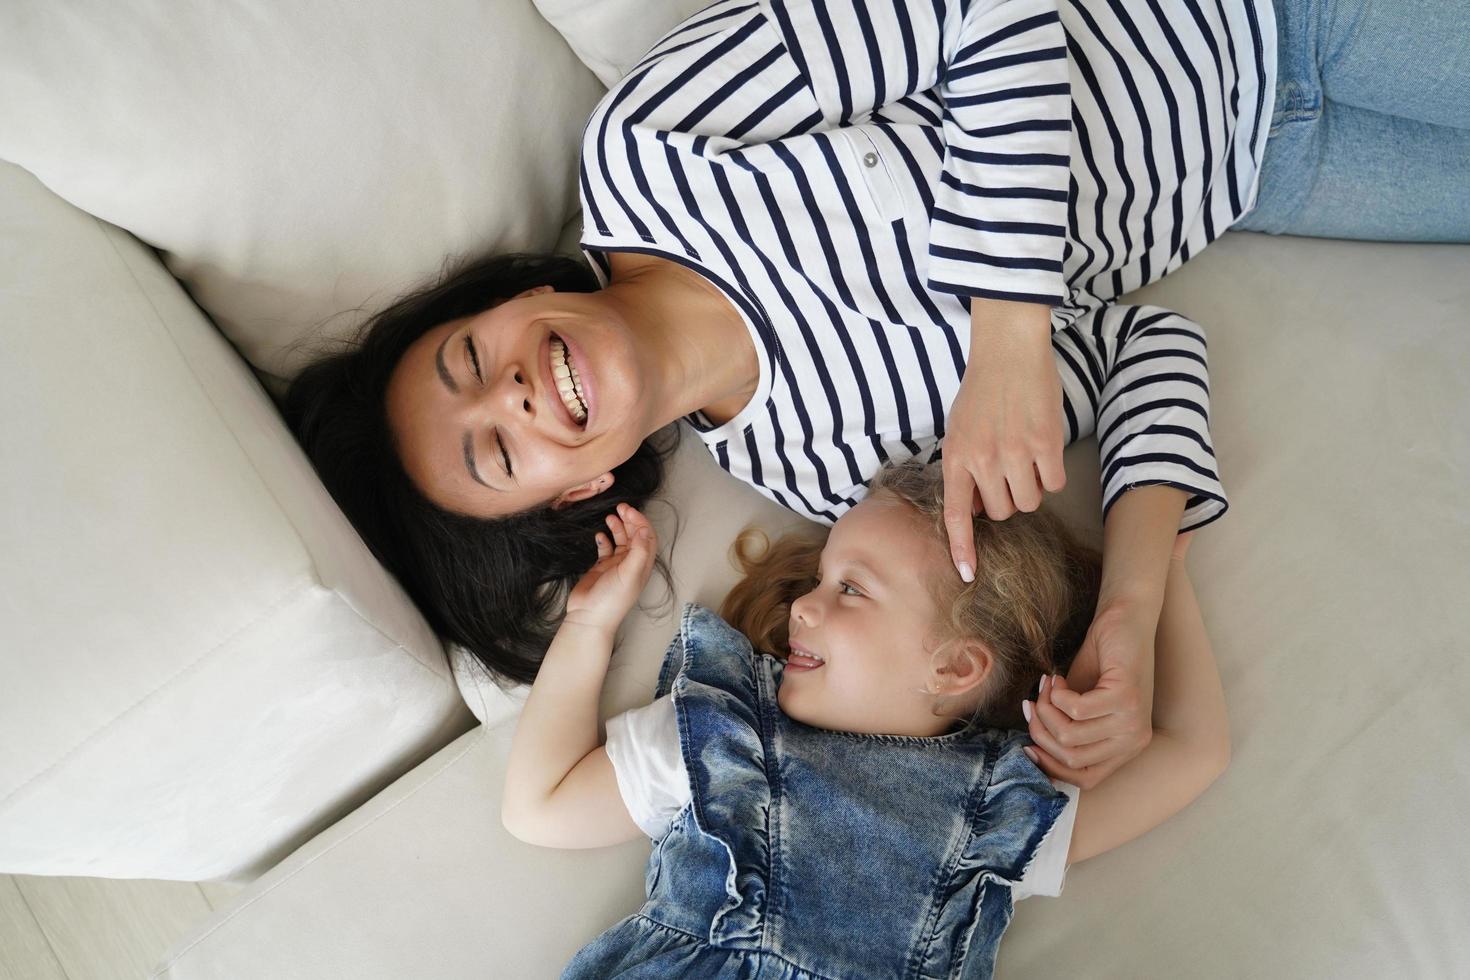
[929,640,992,700]
[550,472,614,510]
[490,284,555,308]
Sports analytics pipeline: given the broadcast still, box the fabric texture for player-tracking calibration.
[578,0,1277,531]
[603,692,1080,899]
[564,603,1070,979]
[0,0,606,382]
[0,162,471,880]
[1233,0,1470,242]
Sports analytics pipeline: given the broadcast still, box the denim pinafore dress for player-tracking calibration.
[563,603,1069,980]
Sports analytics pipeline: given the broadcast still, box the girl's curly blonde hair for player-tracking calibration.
[720,458,1102,732]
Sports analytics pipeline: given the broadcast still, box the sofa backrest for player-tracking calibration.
[0,0,606,384]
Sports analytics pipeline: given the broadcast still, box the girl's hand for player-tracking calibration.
[563,503,658,638]
[1021,602,1156,789]
[943,301,1067,582]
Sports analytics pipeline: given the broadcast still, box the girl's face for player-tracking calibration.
[384,286,653,517]
[782,495,986,737]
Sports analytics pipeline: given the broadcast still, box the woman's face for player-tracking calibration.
[782,495,985,737]
[385,286,652,517]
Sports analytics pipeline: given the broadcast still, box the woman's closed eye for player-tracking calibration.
[464,333,513,479]
[464,333,482,382]
[495,428,514,479]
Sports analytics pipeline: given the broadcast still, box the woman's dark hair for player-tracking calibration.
[282,252,678,685]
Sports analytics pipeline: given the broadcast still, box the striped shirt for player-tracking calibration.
[579,0,1276,531]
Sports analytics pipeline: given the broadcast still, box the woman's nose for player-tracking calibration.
[482,365,534,421]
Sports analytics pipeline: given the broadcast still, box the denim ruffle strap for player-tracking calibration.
[656,603,774,947]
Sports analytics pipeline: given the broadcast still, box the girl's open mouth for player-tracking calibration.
[785,649,825,671]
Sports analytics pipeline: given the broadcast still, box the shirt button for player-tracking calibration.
[862,152,879,168]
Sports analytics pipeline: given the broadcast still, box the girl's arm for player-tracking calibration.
[500,505,656,850]
[1040,547,1230,865]
[500,621,646,849]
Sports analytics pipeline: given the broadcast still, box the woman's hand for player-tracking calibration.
[943,299,1067,582]
[1022,599,1158,789]
[563,503,658,638]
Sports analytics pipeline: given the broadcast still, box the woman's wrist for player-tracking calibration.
[968,297,1052,353]
[1096,485,1189,616]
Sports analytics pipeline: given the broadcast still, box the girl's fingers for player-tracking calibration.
[605,512,628,549]
[594,532,611,557]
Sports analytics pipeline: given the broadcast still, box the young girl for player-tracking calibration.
[502,460,1229,978]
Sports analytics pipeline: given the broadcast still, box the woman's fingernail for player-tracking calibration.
[1022,700,1034,723]
[958,562,974,583]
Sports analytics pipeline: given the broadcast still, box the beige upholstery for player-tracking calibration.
[153,233,1470,976]
[0,0,606,383]
[0,161,474,880]
[0,0,1465,971]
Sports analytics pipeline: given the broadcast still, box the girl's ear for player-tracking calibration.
[929,640,992,700]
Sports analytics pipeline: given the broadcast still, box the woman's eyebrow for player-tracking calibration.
[435,332,460,394]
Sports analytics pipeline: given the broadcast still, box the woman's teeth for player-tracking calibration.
[550,335,588,424]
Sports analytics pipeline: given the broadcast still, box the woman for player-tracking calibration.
[286,0,1468,787]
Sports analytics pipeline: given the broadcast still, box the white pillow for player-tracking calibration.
[0,0,606,383]
[533,0,715,88]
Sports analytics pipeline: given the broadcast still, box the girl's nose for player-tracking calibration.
[790,589,820,628]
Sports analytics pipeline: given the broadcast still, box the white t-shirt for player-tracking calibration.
[605,694,1080,901]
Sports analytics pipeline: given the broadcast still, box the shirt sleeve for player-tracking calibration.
[603,694,693,840]
[1011,779,1080,901]
[769,0,1073,306]
[584,0,1070,308]
[922,0,1072,308]
[1052,302,1230,533]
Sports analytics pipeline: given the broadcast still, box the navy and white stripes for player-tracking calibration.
[579,0,1275,532]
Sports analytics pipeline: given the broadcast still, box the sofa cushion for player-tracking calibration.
[533,0,712,88]
[0,160,473,881]
[0,0,606,383]
[151,229,1470,977]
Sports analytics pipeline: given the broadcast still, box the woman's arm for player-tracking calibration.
[1024,303,1227,787]
[1051,546,1231,864]
[501,505,656,849]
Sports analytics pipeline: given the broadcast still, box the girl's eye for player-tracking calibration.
[465,334,482,382]
[838,582,862,597]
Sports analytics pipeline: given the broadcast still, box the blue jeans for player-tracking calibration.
[1233,0,1470,242]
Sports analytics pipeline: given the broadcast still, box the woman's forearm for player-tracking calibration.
[1098,484,1189,619]
[501,623,615,823]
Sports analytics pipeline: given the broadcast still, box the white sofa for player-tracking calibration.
[1,0,1466,977]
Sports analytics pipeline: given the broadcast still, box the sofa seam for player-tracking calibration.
[0,579,311,814]
[148,724,492,977]
[93,219,449,682]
